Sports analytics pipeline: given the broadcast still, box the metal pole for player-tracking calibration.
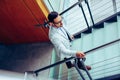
[74,58,85,80]
[78,0,90,29]
[24,72,27,80]
[84,0,95,26]
[80,59,93,80]
[34,57,75,74]
[60,2,81,15]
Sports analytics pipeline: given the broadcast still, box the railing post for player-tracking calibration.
[74,58,93,80]
[84,0,95,26]
[74,58,86,80]
[79,59,93,80]
[78,0,90,29]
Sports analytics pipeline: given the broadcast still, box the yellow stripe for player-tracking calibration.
[36,0,49,18]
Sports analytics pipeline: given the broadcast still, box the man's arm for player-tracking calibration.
[50,36,85,58]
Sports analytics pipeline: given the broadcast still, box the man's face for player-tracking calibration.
[53,15,63,28]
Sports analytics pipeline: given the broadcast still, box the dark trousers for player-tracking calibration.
[64,58,86,69]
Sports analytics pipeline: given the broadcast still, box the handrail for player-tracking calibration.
[34,57,75,74]
[60,1,81,15]
[33,38,120,75]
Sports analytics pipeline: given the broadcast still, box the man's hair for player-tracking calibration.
[48,11,58,22]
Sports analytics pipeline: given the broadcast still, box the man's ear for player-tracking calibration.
[48,22,53,26]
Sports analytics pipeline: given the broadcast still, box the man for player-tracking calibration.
[48,11,91,70]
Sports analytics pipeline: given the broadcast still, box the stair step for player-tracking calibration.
[82,28,92,34]
[93,22,104,29]
[118,12,120,16]
[74,33,81,38]
[105,16,117,22]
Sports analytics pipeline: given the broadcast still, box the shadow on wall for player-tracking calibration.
[0,42,53,74]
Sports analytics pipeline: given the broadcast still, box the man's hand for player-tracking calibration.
[71,35,74,40]
[76,51,85,58]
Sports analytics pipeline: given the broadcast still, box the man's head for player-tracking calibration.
[48,11,63,28]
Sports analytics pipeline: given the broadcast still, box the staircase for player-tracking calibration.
[47,14,120,80]
[43,0,120,79]
[71,14,120,80]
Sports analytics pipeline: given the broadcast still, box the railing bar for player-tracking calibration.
[78,0,90,29]
[34,57,75,73]
[60,1,81,15]
[35,39,120,74]
[85,0,95,27]
[34,38,120,74]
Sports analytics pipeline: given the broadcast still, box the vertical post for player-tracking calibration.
[74,59,85,80]
[84,0,95,26]
[74,58,93,80]
[80,59,93,80]
[78,1,90,29]
[24,72,27,80]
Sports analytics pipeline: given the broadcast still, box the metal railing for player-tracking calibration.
[33,38,120,73]
[31,0,120,79]
[24,38,120,80]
